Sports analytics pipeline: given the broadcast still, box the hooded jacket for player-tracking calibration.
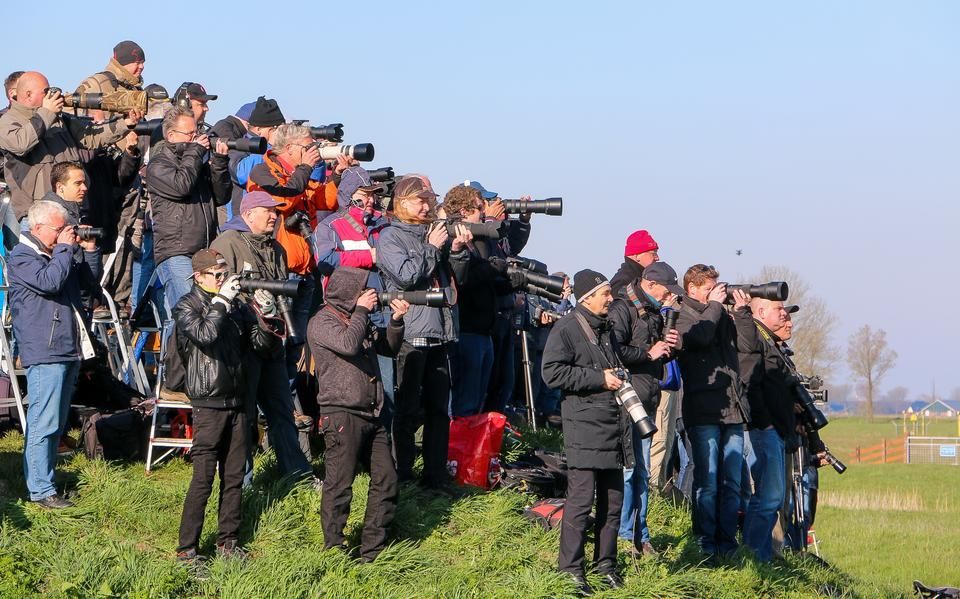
[375,220,469,342]
[146,140,231,265]
[74,58,144,97]
[210,215,287,284]
[307,267,403,418]
[541,304,634,470]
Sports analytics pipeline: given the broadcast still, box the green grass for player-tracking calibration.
[0,429,873,598]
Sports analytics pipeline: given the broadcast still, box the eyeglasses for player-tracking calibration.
[170,129,197,140]
[202,270,228,280]
[39,223,67,235]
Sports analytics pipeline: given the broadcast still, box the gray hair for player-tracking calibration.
[272,124,311,151]
[161,106,195,137]
[27,200,69,229]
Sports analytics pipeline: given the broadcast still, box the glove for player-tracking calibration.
[254,289,277,317]
[214,274,242,307]
[507,269,527,289]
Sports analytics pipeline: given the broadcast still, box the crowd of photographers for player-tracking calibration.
[0,40,841,593]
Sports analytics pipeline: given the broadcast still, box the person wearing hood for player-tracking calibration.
[307,266,408,562]
[610,230,660,295]
[210,191,313,480]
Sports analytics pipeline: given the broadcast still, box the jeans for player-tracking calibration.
[619,433,652,543]
[688,424,744,555]
[744,428,786,562]
[377,353,395,433]
[24,361,81,500]
[130,228,155,314]
[156,255,194,345]
[452,333,493,417]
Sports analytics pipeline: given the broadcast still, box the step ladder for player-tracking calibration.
[145,396,193,472]
[91,289,151,397]
[0,256,26,427]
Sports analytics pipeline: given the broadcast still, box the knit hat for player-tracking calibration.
[624,230,658,256]
[573,269,609,302]
[235,101,257,121]
[113,40,145,65]
[248,96,285,127]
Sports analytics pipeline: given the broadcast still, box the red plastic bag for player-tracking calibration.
[447,412,507,489]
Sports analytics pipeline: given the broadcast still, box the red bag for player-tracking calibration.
[447,412,507,489]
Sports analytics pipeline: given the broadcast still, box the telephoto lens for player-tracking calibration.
[134,118,163,136]
[237,277,304,297]
[794,382,829,430]
[318,143,374,162]
[77,227,105,241]
[443,219,503,240]
[615,379,658,438]
[207,134,268,154]
[379,290,444,307]
[823,449,848,474]
[501,197,563,216]
[308,123,344,142]
[662,308,678,341]
[724,281,789,304]
[367,167,395,182]
[63,93,103,110]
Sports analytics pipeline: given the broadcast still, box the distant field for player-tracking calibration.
[814,417,960,596]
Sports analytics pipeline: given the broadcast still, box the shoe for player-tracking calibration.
[294,412,313,431]
[546,412,563,428]
[565,572,593,596]
[117,307,130,321]
[159,387,191,404]
[641,541,659,557]
[92,307,112,321]
[176,548,209,579]
[311,475,324,492]
[216,540,248,560]
[32,494,74,509]
[601,571,624,589]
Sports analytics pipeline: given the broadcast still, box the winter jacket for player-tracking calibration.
[608,285,665,414]
[210,215,287,282]
[541,304,634,470]
[8,232,99,367]
[173,284,281,408]
[458,241,514,336]
[74,58,143,97]
[0,102,127,219]
[674,297,754,428]
[307,267,404,418]
[209,115,249,212]
[738,319,798,447]
[609,258,645,296]
[146,141,231,266]
[375,220,469,342]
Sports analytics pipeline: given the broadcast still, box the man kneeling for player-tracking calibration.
[307,266,408,561]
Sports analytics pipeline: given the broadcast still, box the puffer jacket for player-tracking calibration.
[608,284,666,414]
[542,304,634,470]
[307,267,404,418]
[375,220,469,342]
[146,140,231,266]
[173,285,282,408]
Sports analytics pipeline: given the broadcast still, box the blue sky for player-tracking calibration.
[5,1,958,397]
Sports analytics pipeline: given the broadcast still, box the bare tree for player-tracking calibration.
[754,265,841,381]
[847,325,898,422]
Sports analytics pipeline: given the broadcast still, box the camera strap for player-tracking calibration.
[573,311,624,371]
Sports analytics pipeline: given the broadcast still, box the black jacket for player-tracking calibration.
[173,285,281,408]
[542,304,634,470]
[610,258,644,296]
[738,319,798,446]
[146,141,231,266]
[209,115,250,212]
[608,285,665,414]
[458,242,515,336]
[307,267,403,418]
[674,297,754,427]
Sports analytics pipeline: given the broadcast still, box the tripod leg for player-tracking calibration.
[520,331,537,432]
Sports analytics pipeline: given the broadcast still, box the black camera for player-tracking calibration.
[207,133,267,154]
[366,166,396,197]
[792,376,829,431]
[662,308,678,341]
[285,211,312,239]
[133,118,163,136]
[509,256,548,274]
[77,227,105,241]
[507,264,566,302]
[822,447,847,475]
[441,218,504,240]
[379,289,444,307]
[723,281,789,304]
[237,276,304,298]
[501,197,563,216]
[308,123,344,143]
[801,375,829,403]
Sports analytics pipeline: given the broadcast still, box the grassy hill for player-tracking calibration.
[0,429,887,598]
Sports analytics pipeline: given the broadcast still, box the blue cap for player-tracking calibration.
[464,180,498,200]
[235,101,257,121]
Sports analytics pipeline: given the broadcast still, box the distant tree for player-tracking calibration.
[950,387,960,403]
[754,265,840,381]
[847,325,898,422]
[829,383,853,406]
[882,386,909,405]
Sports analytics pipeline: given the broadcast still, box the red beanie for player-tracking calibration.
[624,230,658,256]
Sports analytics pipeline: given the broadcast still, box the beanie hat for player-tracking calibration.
[573,269,609,302]
[624,230,658,256]
[235,101,257,121]
[248,96,285,127]
[113,40,145,65]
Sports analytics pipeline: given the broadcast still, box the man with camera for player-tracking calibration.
[173,248,284,563]
[73,40,146,121]
[376,176,471,488]
[0,71,141,226]
[8,200,100,508]
[146,105,231,342]
[307,266,409,562]
[608,262,682,557]
[210,190,312,479]
[673,264,754,561]
[610,230,660,294]
[542,269,632,594]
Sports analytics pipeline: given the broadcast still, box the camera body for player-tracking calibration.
[791,374,829,431]
[285,211,312,239]
[800,375,828,403]
[506,263,565,302]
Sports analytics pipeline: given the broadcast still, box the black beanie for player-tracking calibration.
[113,40,145,65]
[573,269,609,302]
[248,96,285,127]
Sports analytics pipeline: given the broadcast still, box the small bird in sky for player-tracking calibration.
[735,249,743,256]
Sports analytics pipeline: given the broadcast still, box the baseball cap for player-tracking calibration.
[642,262,684,297]
[189,249,226,279]
[464,180,498,200]
[393,176,439,201]
[184,82,217,102]
[239,191,282,213]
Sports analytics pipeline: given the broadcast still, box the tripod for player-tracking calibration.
[518,329,538,431]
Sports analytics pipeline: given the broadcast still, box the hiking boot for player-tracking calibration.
[565,571,593,596]
[159,387,191,404]
[641,541,659,557]
[216,540,248,560]
[294,412,313,431]
[600,571,624,589]
[32,494,74,509]
[176,548,209,579]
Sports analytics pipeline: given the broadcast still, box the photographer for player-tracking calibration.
[173,249,284,563]
[146,106,230,341]
[306,267,408,562]
[376,176,470,488]
[608,262,682,558]
[0,71,140,225]
[673,264,754,561]
[210,191,312,479]
[8,200,99,509]
[542,270,631,594]
[610,229,660,294]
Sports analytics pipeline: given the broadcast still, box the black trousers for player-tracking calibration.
[177,405,247,552]
[320,410,398,561]
[559,467,624,575]
[393,342,451,486]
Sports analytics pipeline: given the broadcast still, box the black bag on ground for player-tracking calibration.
[81,408,148,461]
[915,581,960,599]
[499,463,560,497]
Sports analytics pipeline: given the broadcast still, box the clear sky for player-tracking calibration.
[5,1,958,398]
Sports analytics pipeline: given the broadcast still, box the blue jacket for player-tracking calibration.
[8,233,98,367]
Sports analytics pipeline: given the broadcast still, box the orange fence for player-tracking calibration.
[851,435,907,464]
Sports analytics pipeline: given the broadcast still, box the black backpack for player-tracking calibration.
[80,408,148,461]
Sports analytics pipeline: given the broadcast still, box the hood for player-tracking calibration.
[324,266,370,313]
[40,191,81,225]
[106,58,144,88]
[221,214,251,232]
